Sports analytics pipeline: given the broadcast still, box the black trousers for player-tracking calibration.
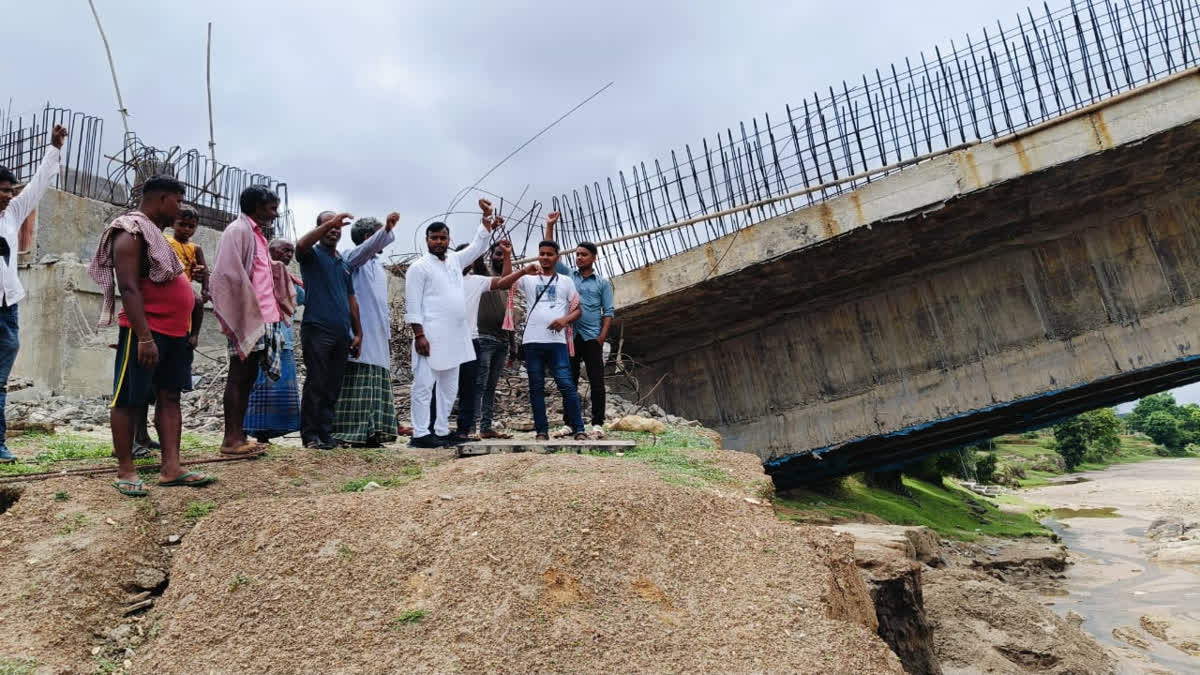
[300,324,350,444]
[564,335,605,427]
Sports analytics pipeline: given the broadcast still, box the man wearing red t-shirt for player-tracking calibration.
[88,176,213,496]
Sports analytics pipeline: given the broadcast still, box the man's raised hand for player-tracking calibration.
[51,125,68,149]
[546,211,560,228]
[522,263,539,275]
[320,212,352,228]
[496,240,513,257]
[385,212,400,231]
[478,198,494,216]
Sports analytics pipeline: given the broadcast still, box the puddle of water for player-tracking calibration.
[1051,506,1120,519]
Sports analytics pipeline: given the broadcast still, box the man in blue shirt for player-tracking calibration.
[544,211,615,434]
[295,211,363,449]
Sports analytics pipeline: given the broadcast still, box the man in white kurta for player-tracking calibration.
[404,201,497,446]
[332,213,399,446]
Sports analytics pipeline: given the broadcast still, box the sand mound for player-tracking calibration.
[924,568,1115,674]
[0,477,166,672]
[139,452,901,673]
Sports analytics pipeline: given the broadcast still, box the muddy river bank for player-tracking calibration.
[1023,458,1200,674]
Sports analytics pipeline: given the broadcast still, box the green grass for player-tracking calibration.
[777,475,1049,541]
[0,657,38,675]
[52,491,70,502]
[0,433,117,476]
[392,609,427,627]
[184,501,216,519]
[339,464,423,493]
[55,512,88,536]
[993,432,1170,487]
[227,574,254,592]
[608,427,733,488]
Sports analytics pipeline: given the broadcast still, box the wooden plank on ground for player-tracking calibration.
[457,439,636,457]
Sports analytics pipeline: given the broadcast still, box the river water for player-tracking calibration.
[1024,458,1200,674]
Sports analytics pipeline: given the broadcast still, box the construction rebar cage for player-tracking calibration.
[546,0,1200,279]
[0,105,294,241]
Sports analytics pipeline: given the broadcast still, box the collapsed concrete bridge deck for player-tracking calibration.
[610,73,1200,487]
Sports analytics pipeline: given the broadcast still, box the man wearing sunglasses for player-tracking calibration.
[0,124,67,464]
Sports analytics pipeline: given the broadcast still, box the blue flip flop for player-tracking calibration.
[158,471,214,488]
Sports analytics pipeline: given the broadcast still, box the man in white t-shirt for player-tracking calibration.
[516,239,586,441]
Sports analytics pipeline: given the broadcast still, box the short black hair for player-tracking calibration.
[538,240,560,253]
[178,206,198,220]
[143,175,186,197]
[0,166,15,185]
[426,222,449,236]
[239,185,279,215]
[316,210,335,227]
[578,241,598,256]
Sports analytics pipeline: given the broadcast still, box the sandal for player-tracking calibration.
[219,440,266,457]
[158,471,214,488]
[480,430,512,439]
[535,434,549,441]
[112,479,148,497]
[573,433,588,441]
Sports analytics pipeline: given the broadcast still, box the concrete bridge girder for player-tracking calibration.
[610,74,1200,484]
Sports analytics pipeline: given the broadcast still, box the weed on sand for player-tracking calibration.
[609,427,732,488]
[339,464,423,493]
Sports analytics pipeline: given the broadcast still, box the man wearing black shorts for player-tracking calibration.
[88,176,214,496]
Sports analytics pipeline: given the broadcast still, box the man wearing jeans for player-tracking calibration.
[516,240,585,441]
[544,212,614,435]
[0,124,66,464]
[472,243,515,438]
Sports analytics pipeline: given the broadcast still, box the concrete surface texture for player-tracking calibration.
[610,74,1200,485]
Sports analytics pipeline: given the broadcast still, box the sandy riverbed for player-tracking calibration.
[1024,458,1200,674]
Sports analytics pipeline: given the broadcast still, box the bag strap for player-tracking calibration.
[519,274,557,335]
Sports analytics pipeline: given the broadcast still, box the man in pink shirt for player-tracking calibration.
[210,185,287,456]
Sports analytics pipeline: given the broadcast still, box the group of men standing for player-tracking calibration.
[404,202,614,446]
[0,126,615,494]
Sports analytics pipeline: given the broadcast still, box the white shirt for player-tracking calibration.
[0,146,60,306]
[517,273,578,345]
[403,224,490,371]
[346,227,395,369]
[463,274,493,339]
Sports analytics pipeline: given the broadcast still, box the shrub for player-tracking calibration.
[976,453,998,484]
[1020,431,1040,440]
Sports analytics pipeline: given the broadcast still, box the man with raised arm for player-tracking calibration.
[332,212,400,447]
[0,124,66,464]
[295,211,362,449]
[404,199,501,447]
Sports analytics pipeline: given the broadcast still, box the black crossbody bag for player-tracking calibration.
[516,274,557,362]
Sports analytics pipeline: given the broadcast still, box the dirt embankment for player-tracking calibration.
[1,446,904,674]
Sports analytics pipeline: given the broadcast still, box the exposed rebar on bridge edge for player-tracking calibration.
[541,0,1200,279]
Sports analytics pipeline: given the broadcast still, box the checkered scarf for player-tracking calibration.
[87,210,185,326]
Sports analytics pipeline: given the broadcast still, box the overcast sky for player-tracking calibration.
[6,0,1198,408]
[5,0,1041,252]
